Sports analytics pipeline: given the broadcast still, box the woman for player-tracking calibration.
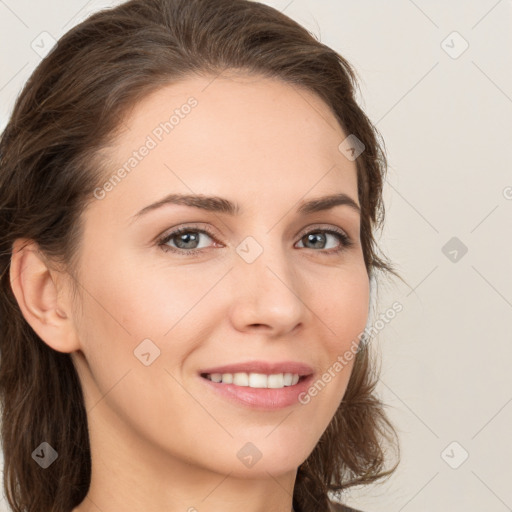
[0,1,401,511]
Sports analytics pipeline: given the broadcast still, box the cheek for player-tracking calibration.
[73,263,205,445]
[76,254,221,394]
[85,257,204,340]
[295,266,369,416]
[314,268,370,352]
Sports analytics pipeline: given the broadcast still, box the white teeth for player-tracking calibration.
[248,373,267,388]
[204,372,303,389]
[267,373,284,388]
[233,372,249,386]
[221,373,233,384]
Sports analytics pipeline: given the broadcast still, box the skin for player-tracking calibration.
[10,72,369,512]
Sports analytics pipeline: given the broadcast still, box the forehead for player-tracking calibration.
[93,72,359,222]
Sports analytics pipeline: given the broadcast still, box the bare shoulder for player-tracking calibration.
[329,501,365,512]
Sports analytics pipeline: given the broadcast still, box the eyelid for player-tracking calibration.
[296,222,349,239]
[157,222,218,244]
[157,222,354,254]
[158,221,350,239]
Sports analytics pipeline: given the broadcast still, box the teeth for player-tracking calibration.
[221,373,233,384]
[204,372,302,389]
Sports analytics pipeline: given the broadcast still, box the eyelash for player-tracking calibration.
[157,223,354,257]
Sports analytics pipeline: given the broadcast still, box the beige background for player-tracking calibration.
[1,1,511,511]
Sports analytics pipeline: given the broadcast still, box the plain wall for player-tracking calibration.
[0,1,511,511]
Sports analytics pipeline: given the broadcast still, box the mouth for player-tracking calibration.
[200,372,310,389]
[198,364,315,410]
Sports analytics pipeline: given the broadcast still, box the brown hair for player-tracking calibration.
[0,0,402,510]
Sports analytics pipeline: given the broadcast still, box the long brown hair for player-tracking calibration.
[0,1,401,510]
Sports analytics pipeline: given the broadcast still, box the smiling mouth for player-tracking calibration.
[200,372,309,389]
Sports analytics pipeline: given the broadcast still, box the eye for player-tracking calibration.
[295,227,353,254]
[158,225,217,255]
[157,224,354,256]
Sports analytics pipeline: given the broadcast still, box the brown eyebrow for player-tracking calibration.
[130,192,360,223]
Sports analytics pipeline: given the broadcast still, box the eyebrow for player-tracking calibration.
[130,192,361,222]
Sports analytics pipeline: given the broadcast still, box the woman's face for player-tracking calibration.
[69,72,369,484]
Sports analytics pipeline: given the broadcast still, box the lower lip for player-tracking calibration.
[199,374,314,410]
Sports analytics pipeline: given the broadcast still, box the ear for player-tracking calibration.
[9,238,81,354]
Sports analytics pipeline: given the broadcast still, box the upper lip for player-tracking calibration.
[199,360,314,377]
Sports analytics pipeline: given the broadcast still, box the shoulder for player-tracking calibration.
[329,501,365,512]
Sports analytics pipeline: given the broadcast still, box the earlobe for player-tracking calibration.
[9,238,80,354]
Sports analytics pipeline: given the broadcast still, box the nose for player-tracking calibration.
[228,243,309,336]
